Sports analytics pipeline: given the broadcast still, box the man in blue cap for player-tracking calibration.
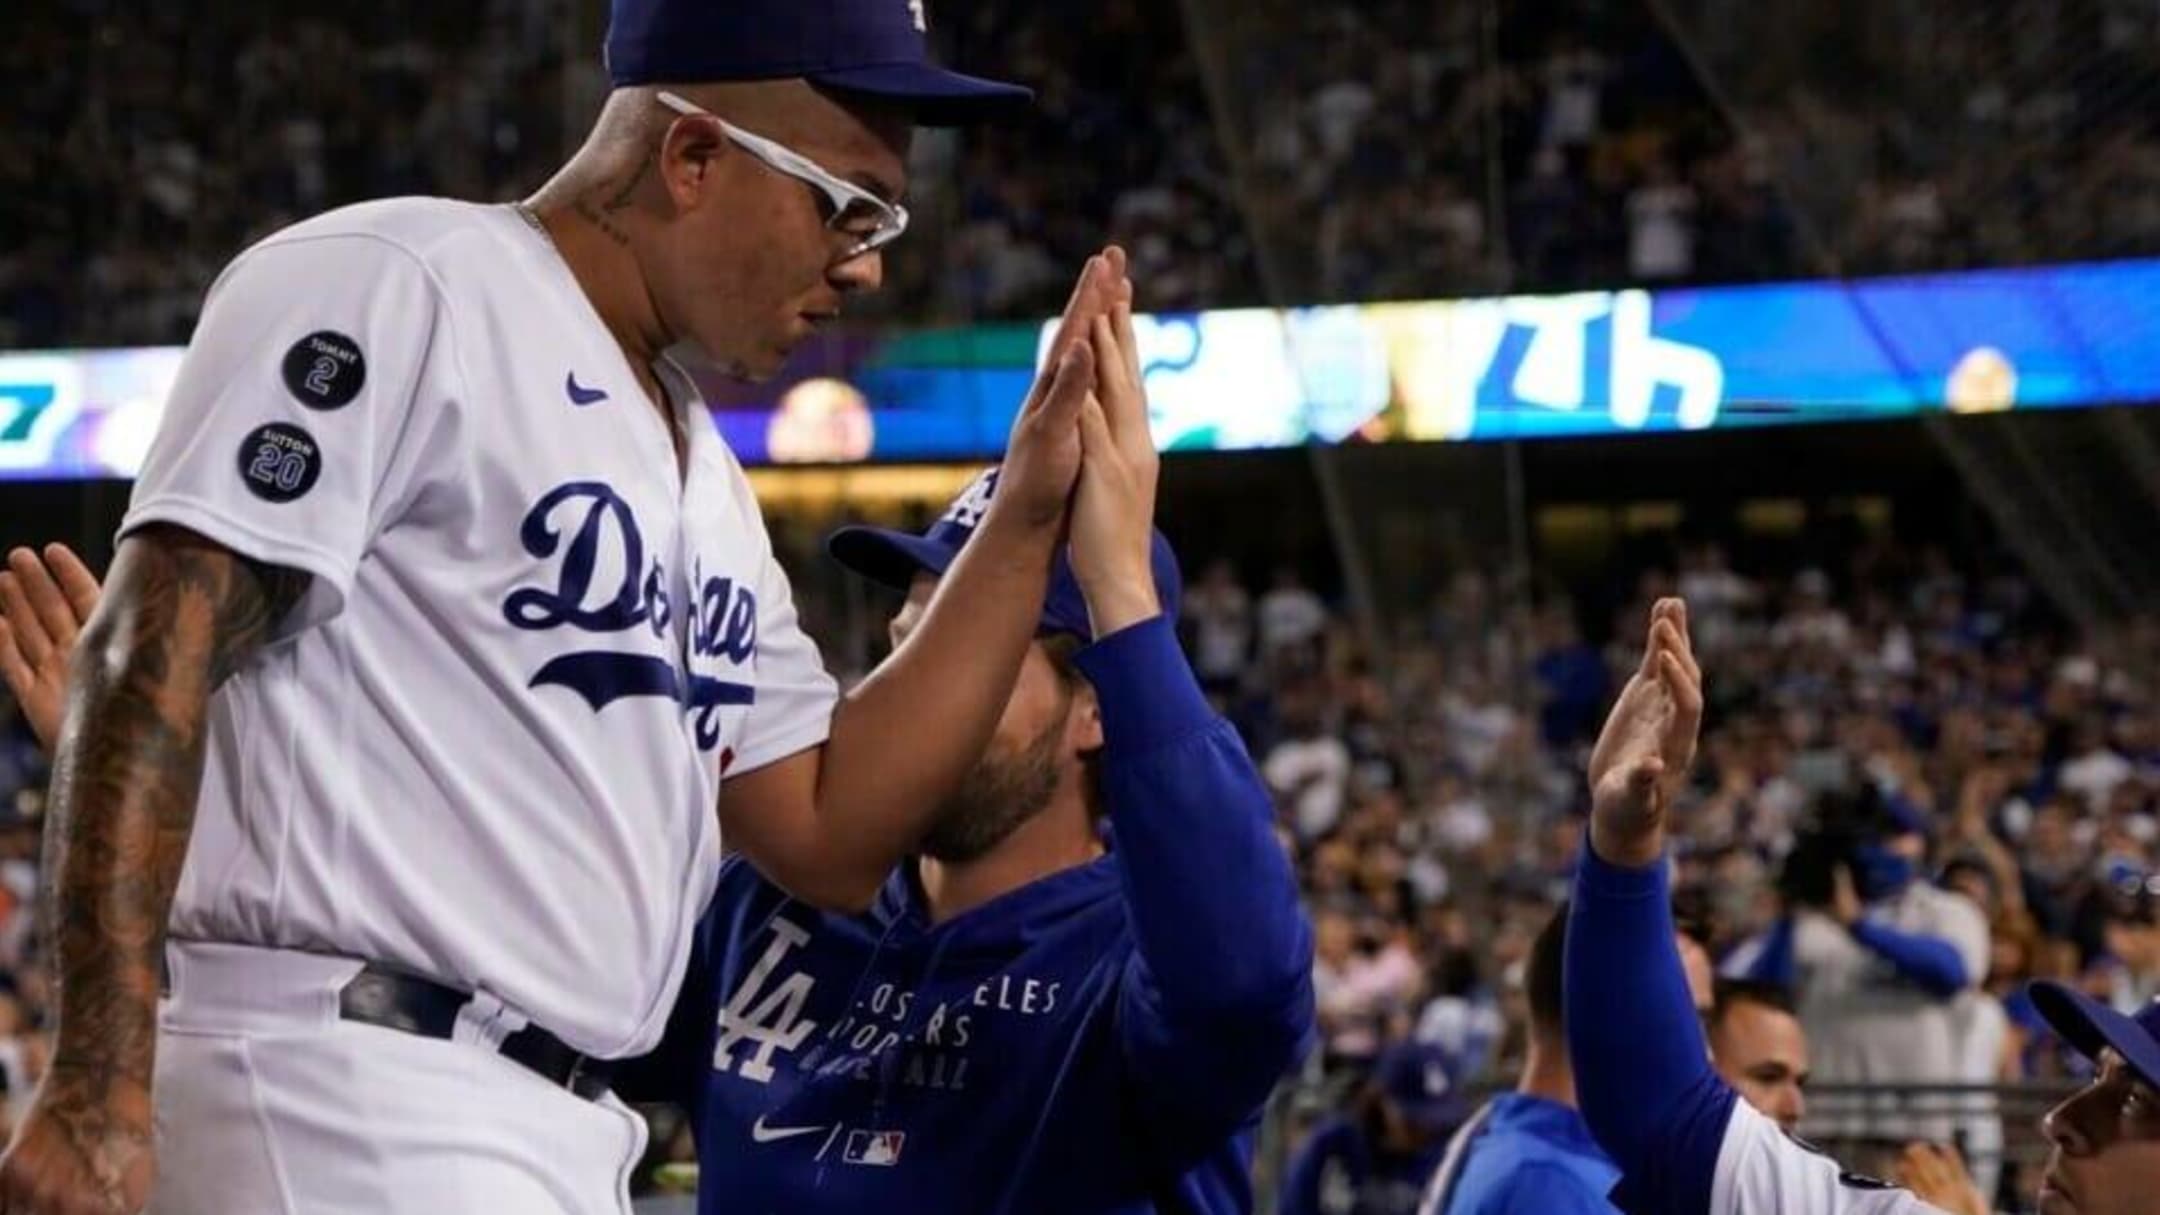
[615,465,1314,1213]
[0,2,1146,1212]
[1277,1039,1467,1215]
[2022,983,2160,1215]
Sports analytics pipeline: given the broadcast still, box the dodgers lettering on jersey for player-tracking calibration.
[503,482,760,750]
[122,198,838,1058]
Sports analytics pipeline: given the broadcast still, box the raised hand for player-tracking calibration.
[1069,253,1161,636]
[1587,597,1704,867]
[0,544,102,754]
[990,251,1122,533]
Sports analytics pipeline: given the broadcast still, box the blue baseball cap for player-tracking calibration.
[1374,1039,1471,1135]
[827,468,1182,644]
[606,0,1032,125]
[2029,981,2160,1090]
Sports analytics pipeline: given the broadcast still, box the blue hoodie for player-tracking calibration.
[645,617,1316,1214]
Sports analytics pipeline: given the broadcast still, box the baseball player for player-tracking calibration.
[628,304,1311,1212]
[1705,979,1811,1135]
[0,2,1141,1212]
[7,311,1316,1214]
[1562,599,2160,1215]
[1414,904,1620,1215]
[1279,1040,1468,1215]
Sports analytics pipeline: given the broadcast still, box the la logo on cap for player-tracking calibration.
[908,0,927,32]
[941,469,998,530]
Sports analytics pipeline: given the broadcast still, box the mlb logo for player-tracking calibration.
[843,1130,905,1167]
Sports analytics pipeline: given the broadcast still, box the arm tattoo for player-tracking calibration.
[36,527,307,1133]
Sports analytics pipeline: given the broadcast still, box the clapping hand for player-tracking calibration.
[0,544,101,754]
[1587,597,1704,868]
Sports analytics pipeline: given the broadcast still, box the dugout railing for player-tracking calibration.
[1250,1072,2081,1214]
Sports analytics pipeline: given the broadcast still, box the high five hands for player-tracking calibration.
[985,246,1161,634]
[1587,598,1704,868]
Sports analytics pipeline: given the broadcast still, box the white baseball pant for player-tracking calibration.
[148,942,649,1215]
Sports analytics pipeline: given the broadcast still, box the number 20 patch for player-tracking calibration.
[237,422,323,503]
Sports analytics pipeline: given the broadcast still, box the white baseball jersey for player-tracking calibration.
[123,198,838,1059]
[1709,1099,1944,1215]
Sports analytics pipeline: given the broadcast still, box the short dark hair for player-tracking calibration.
[1038,632,1104,817]
[1709,978,1796,1032]
[1526,901,1568,1038]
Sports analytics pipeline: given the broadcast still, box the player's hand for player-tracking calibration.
[0,544,101,756]
[1588,597,1703,868]
[1892,1142,1988,1215]
[989,251,1120,533]
[0,1070,156,1215]
[1070,260,1160,636]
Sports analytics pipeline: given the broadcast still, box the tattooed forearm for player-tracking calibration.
[38,525,308,1097]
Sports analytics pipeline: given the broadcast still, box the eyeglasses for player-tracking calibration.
[656,91,909,262]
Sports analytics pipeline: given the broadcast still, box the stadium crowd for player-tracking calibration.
[0,0,572,350]
[13,0,2160,347]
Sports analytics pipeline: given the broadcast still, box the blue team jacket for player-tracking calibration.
[649,618,1316,1215]
[1439,1095,1620,1215]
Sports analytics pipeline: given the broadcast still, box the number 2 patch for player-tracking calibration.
[280,330,366,410]
[237,423,323,503]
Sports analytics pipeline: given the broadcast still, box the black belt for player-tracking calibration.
[336,965,615,1101]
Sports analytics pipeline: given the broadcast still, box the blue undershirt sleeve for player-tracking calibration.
[1567,838,1739,1214]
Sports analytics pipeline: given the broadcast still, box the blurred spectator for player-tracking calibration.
[1755,790,1991,1146]
[1277,1040,1467,1215]
[1313,906,1424,1070]
[1269,679,1355,843]
[1260,568,1331,664]
[1625,158,1698,281]
[1185,558,1255,693]
[2060,714,2135,813]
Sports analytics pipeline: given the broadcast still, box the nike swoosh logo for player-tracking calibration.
[751,1116,828,1144]
[565,372,609,406]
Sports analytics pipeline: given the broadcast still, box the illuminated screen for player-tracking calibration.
[5,259,2158,479]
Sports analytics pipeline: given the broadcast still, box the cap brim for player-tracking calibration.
[809,63,1032,126]
[827,525,957,590]
[2030,980,2160,1090]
